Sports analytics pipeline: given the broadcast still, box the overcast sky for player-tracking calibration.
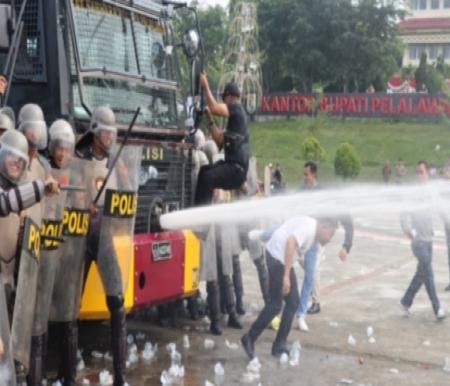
[196,0,229,9]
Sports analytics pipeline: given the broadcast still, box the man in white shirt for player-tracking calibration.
[240,216,338,359]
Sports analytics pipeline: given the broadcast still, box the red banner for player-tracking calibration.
[259,93,450,118]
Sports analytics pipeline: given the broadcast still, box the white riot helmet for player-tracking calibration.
[0,130,29,183]
[0,112,14,133]
[90,106,117,153]
[49,119,75,168]
[201,139,219,164]
[194,130,205,149]
[17,103,47,150]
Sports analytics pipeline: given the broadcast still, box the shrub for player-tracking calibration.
[301,136,326,162]
[334,143,361,179]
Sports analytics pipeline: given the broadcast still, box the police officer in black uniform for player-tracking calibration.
[195,73,250,206]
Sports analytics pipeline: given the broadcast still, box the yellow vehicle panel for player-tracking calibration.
[79,235,135,320]
[182,230,200,297]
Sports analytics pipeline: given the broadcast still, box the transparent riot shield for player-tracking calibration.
[217,225,234,276]
[200,224,218,282]
[50,159,90,322]
[10,208,42,371]
[0,213,20,299]
[32,168,69,336]
[0,275,16,386]
[96,145,142,296]
[11,158,46,371]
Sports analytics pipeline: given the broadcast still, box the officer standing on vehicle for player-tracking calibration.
[28,120,75,386]
[195,73,250,206]
[11,103,58,382]
[76,106,131,386]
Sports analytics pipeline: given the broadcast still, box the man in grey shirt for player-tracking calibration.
[400,160,445,320]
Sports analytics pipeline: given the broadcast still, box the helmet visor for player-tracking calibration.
[0,145,28,183]
[50,139,74,169]
[95,128,117,153]
[19,120,48,150]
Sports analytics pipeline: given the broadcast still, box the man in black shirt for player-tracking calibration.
[195,73,249,206]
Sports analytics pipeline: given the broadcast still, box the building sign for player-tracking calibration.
[259,93,450,119]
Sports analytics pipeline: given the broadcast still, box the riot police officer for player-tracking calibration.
[76,106,132,386]
[11,103,54,382]
[28,120,75,386]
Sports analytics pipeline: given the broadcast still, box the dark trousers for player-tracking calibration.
[402,240,440,314]
[247,253,299,348]
[195,161,246,206]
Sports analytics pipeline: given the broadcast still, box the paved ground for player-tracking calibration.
[69,218,450,385]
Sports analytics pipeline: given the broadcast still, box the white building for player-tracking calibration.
[399,0,450,66]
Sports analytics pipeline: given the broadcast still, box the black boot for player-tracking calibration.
[4,283,14,326]
[187,294,200,321]
[42,333,48,384]
[254,256,269,305]
[232,255,245,315]
[59,321,78,386]
[15,360,26,386]
[221,275,243,329]
[27,335,44,386]
[206,281,222,335]
[107,296,127,386]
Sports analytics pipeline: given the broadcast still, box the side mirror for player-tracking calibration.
[0,5,12,51]
[182,29,200,59]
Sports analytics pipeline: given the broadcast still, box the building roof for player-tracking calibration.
[399,17,450,31]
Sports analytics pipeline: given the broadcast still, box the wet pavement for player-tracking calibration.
[56,220,450,385]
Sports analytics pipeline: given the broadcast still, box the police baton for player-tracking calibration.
[93,107,141,207]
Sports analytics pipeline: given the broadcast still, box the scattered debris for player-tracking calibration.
[214,362,225,376]
[127,334,134,345]
[347,335,356,347]
[242,357,262,383]
[443,357,450,373]
[91,350,103,359]
[328,321,340,328]
[99,370,114,386]
[81,379,90,385]
[142,341,157,362]
[103,352,113,362]
[389,368,399,374]
[338,379,353,385]
[205,381,215,386]
[76,350,85,371]
[160,364,185,385]
[225,339,239,350]
[204,338,215,350]
[368,337,376,344]
[366,326,374,338]
[289,340,301,366]
[422,340,431,347]
[136,332,146,341]
[279,353,289,368]
[358,357,364,365]
[183,335,190,349]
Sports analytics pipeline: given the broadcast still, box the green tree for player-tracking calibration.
[334,143,361,179]
[174,3,228,93]
[255,0,404,92]
[301,136,327,162]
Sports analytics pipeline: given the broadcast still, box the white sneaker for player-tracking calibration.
[437,307,446,320]
[297,316,309,332]
[400,301,412,318]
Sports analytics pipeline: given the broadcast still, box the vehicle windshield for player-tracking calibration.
[70,0,179,128]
